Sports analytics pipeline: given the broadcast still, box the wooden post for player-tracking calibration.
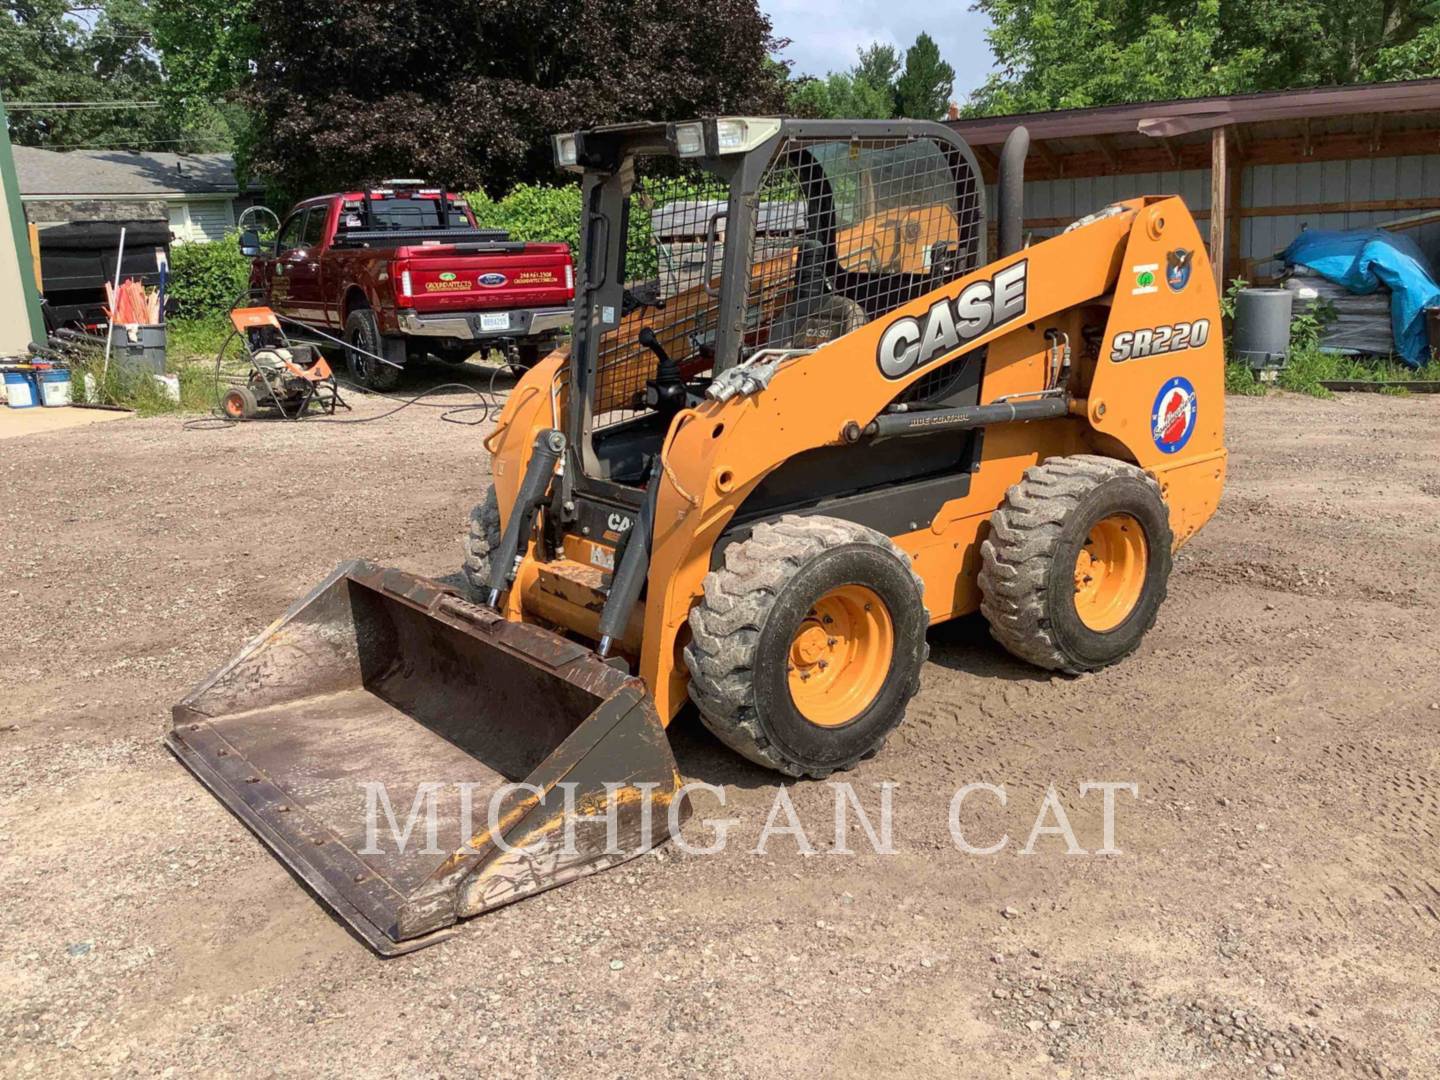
[1209,126,1227,295]
[1226,134,1242,288]
[28,221,42,292]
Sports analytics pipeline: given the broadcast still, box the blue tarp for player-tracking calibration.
[1282,229,1440,367]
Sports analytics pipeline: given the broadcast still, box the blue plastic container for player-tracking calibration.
[4,371,37,409]
[37,368,72,407]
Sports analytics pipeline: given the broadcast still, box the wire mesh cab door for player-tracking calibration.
[562,120,986,504]
[568,152,742,500]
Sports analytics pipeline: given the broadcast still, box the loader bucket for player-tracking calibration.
[167,560,688,955]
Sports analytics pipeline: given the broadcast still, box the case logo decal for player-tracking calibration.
[1151,376,1197,454]
[876,260,1028,379]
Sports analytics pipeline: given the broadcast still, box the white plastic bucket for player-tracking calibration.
[38,369,72,407]
[152,373,180,402]
[4,371,37,409]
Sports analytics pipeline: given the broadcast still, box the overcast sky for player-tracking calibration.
[763,0,998,101]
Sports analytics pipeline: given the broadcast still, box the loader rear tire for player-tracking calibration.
[685,516,929,778]
[979,455,1173,674]
[462,485,502,600]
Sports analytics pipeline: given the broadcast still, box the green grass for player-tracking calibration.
[1273,345,1336,399]
[1318,352,1440,383]
[1224,362,1265,396]
[178,362,227,413]
[1274,348,1440,399]
[166,316,234,365]
[1226,341,1439,401]
[65,354,184,416]
[1222,297,1439,400]
[62,317,238,416]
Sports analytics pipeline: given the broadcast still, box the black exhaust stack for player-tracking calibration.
[997,125,1030,259]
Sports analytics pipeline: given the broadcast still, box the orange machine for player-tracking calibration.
[219,306,346,420]
[171,118,1223,953]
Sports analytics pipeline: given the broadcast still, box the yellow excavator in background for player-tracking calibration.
[170,117,1225,954]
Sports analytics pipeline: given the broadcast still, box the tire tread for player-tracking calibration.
[978,455,1169,674]
[462,485,501,600]
[684,515,927,778]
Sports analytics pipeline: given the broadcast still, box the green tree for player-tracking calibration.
[150,0,255,150]
[787,35,959,120]
[239,0,785,198]
[785,41,901,118]
[966,0,1440,116]
[787,68,896,119]
[2,0,229,150]
[893,32,955,119]
[854,43,902,96]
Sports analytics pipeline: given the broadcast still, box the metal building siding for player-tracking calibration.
[995,153,1440,270]
[187,200,236,243]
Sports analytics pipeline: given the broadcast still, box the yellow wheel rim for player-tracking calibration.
[788,584,894,727]
[1073,513,1149,632]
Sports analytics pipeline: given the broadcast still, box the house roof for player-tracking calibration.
[14,146,258,197]
[946,77,1440,146]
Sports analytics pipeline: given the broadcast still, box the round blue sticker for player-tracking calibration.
[1151,376,1197,454]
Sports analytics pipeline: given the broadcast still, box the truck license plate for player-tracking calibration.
[479,313,510,332]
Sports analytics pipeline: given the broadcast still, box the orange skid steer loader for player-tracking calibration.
[169,118,1225,953]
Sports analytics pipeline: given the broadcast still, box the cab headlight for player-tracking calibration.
[552,133,579,170]
[711,117,783,155]
[672,122,705,158]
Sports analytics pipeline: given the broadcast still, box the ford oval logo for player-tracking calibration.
[478,272,507,287]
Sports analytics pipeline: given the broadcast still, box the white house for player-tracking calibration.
[13,146,263,243]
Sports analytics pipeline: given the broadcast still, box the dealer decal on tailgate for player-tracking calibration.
[1110,318,1210,362]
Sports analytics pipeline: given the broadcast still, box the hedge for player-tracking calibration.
[167,233,253,318]
[466,184,583,259]
[466,180,714,283]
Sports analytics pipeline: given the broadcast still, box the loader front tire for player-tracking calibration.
[979,455,1173,674]
[685,516,929,778]
[462,485,502,600]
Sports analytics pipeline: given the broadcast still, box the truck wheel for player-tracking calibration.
[462,485,501,600]
[979,455,1173,674]
[344,309,403,391]
[685,516,929,778]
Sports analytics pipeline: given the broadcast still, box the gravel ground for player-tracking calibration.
[1,377,1437,1078]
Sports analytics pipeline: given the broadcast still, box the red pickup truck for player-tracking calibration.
[240,183,574,389]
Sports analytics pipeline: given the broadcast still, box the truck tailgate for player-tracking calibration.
[401,243,573,312]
